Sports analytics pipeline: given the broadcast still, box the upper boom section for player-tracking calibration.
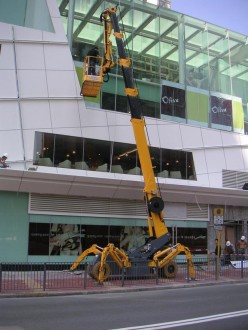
[100,7,142,120]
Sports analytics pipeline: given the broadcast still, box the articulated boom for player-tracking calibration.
[101,7,169,241]
[70,7,196,283]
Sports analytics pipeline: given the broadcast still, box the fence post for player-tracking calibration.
[0,263,2,293]
[187,260,190,283]
[121,261,124,287]
[241,255,244,279]
[215,256,217,280]
[84,263,87,289]
[155,261,159,285]
[43,263,46,291]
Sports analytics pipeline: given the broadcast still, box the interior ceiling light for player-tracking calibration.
[118,148,137,158]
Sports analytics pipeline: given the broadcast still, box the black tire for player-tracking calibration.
[86,264,93,277]
[91,261,111,281]
[162,261,178,278]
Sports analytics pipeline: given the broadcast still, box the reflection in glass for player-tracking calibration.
[55,135,83,168]
[49,223,82,256]
[112,141,139,174]
[34,132,55,167]
[28,222,207,256]
[0,0,54,32]
[84,138,111,171]
[58,2,248,133]
[34,132,196,180]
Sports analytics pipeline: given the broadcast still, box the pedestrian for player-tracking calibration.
[223,240,235,265]
[87,46,100,75]
[236,236,248,256]
[0,153,9,168]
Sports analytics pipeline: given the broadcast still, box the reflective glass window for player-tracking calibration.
[34,132,55,167]
[84,138,111,172]
[58,0,248,135]
[34,132,196,180]
[54,135,83,168]
[112,141,139,174]
[0,0,54,32]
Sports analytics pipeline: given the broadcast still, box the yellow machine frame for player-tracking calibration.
[71,6,196,283]
[80,56,104,97]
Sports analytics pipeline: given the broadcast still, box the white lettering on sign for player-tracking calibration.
[211,105,227,114]
[161,96,179,104]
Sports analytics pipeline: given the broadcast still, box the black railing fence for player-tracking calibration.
[0,255,247,293]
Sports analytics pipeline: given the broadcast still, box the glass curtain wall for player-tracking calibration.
[229,31,248,134]
[0,0,54,32]
[185,18,209,90]
[207,25,232,95]
[57,0,248,133]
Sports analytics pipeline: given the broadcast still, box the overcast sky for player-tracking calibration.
[171,0,248,35]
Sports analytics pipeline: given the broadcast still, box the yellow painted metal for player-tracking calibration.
[70,244,103,271]
[113,31,123,39]
[70,6,196,284]
[81,78,103,97]
[101,9,116,74]
[119,58,131,67]
[96,244,132,283]
[70,242,131,283]
[80,56,103,97]
[131,118,168,238]
[148,243,196,280]
[124,88,139,97]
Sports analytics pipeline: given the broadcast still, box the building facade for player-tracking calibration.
[0,0,248,263]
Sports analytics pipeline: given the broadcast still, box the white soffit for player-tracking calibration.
[0,169,248,206]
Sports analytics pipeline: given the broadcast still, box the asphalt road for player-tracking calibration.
[0,283,248,330]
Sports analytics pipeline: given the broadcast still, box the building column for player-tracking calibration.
[178,15,185,85]
[67,0,75,51]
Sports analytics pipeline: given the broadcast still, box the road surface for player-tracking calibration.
[0,282,248,330]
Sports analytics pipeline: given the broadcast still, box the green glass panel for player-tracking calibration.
[187,91,209,125]
[233,100,244,132]
[0,192,29,262]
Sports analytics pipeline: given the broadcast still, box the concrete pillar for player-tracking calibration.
[67,0,75,51]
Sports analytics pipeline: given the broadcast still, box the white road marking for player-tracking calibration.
[109,309,248,329]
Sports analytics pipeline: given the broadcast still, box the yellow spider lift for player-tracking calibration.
[71,6,196,283]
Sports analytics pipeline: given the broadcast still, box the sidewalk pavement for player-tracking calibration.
[1,277,248,299]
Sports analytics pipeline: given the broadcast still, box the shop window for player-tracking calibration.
[174,227,207,254]
[34,132,55,167]
[28,222,207,257]
[161,149,195,180]
[150,146,161,175]
[84,138,111,172]
[33,132,196,180]
[112,142,136,174]
[54,135,83,168]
